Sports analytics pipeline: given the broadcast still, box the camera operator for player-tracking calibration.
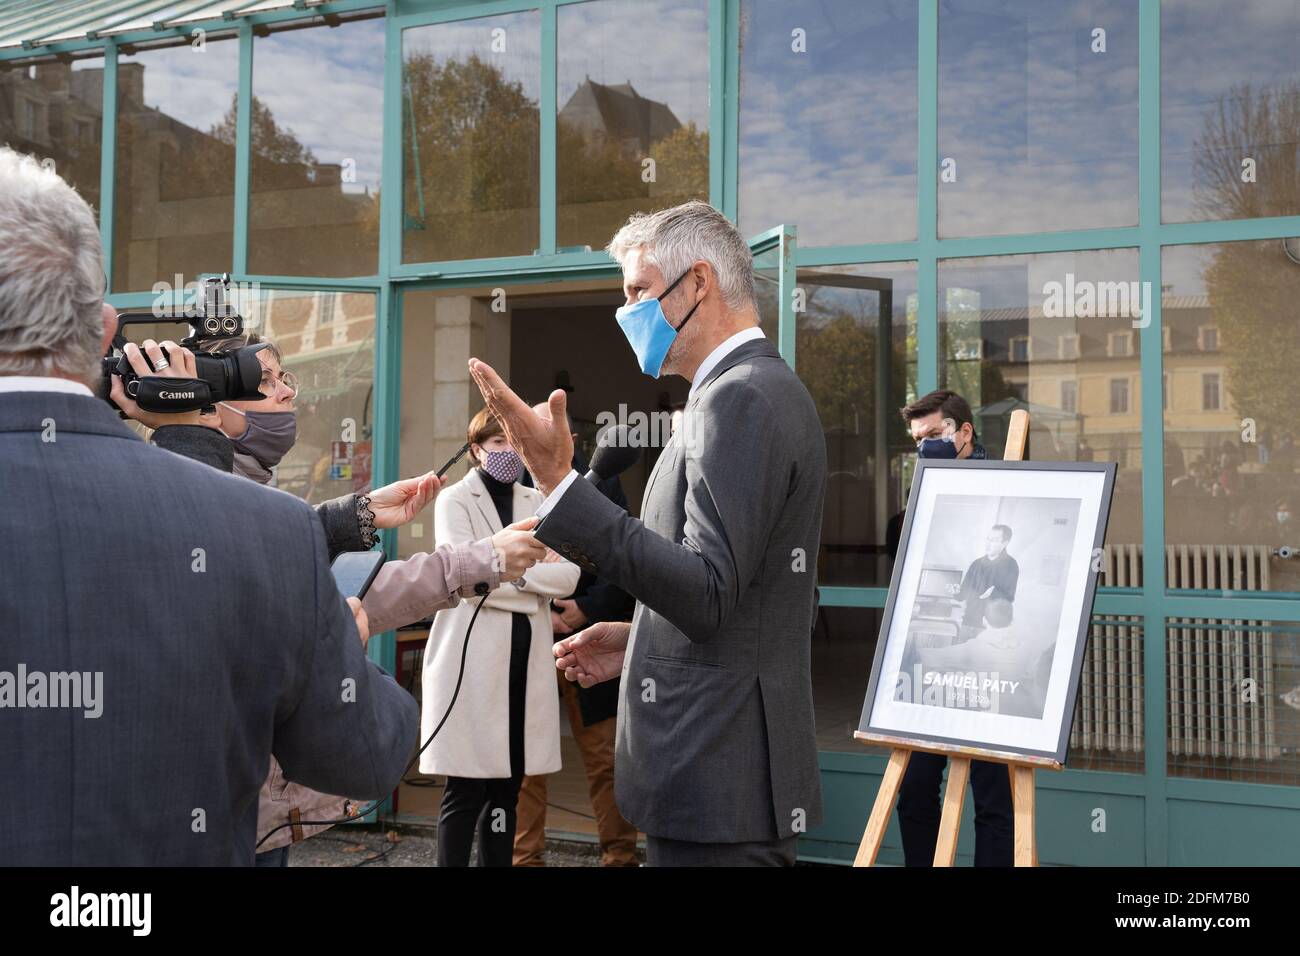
[109,333,547,863]
[0,145,415,864]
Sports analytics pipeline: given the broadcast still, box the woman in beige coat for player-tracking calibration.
[421,409,580,866]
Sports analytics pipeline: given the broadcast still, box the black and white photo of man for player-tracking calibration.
[952,524,1019,640]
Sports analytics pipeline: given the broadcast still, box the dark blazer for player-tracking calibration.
[0,392,418,865]
[537,337,827,843]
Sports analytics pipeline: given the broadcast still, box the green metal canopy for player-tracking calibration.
[0,0,326,55]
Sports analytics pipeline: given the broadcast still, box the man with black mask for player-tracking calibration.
[889,389,1013,868]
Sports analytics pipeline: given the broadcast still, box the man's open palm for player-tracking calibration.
[468,358,573,494]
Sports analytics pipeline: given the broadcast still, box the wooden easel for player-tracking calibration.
[854,409,1058,867]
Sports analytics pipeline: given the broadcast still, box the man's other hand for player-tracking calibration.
[554,621,630,688]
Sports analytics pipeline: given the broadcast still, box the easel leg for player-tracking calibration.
[932,756,971,867]
[853,748,910,867]
[1010,764,1037,866]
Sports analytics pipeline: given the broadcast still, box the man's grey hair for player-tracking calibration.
[0,147,105,383]
[606,200,755,311]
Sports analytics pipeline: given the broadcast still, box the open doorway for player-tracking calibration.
[391,281,685,848]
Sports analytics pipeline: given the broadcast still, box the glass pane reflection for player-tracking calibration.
[738,0,918,246]
[797,262,918,587]
[249,16,384,277]
[938,250,1144,570]
[0,57,104,220]
[402,11,541,263]
[1161,0,1300,223]
[113,37,239,291]
[938,0,1139,237]
[557,0,709,251]
[1162,240,1300,594]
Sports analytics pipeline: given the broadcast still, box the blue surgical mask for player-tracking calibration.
[918,436,959,459]
[615,268,703,378]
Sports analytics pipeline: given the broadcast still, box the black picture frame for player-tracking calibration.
[858,458,1117,765]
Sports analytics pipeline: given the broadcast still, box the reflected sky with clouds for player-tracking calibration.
[120,33,239,129]
[1161,0,1300,222]
[558,0,709,128]
[938,0,1139,237]
[252,17,385,194]
[737,0,918,246]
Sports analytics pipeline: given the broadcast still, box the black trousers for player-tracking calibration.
[896,751,1013,867]
[436,616,530,867]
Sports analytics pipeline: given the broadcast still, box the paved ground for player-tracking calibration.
[284,823,627,867]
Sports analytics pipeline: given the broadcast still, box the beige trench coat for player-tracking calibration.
[418,469,580,779]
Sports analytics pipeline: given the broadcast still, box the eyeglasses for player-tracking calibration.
[259,366,299,400]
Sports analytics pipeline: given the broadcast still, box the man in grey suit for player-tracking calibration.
[0,146,418,865]
[470,201,826,866]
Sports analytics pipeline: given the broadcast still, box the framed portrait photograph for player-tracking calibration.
[858,459,1117,765]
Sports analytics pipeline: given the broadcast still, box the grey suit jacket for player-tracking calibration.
[0,392,418,865]
[537,337,826,843]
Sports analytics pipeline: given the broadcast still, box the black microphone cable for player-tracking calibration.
[255,587,490,851]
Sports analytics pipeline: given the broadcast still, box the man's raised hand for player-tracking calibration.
[467,358,573,495]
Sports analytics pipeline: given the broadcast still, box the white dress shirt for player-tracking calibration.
[0,375,93,397]
[536,327,767,517]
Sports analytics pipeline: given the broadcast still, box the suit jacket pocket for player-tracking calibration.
[644,653,726,670]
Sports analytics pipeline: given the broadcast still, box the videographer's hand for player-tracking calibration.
[490,516,547,582]
[368,470,442,529]
[554,621,630,688]
[347,596,370,649]
[109,339,204,429]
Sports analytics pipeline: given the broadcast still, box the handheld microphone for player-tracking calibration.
[585,425,640,483]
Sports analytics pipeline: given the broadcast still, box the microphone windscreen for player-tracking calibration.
[587,425,640,482]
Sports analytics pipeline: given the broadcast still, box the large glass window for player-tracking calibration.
[248,15,384,277]
[794,262,918,587]
[113,35,239,292]
[937,0,1139,237]
[402,10,541,263]
[1162,0,1300,223]
[1162,240,1300,594]
[938,250,1144,576]
[0,57,104,219]
[557,0,709,251]
[239,287,377,506]
[738,0,918,246]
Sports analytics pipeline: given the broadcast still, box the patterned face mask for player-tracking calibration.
[481,448,523,484]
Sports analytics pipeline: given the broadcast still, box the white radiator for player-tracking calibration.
[1069,545,1279,761]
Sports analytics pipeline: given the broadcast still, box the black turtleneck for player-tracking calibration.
[478,466,515,527]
